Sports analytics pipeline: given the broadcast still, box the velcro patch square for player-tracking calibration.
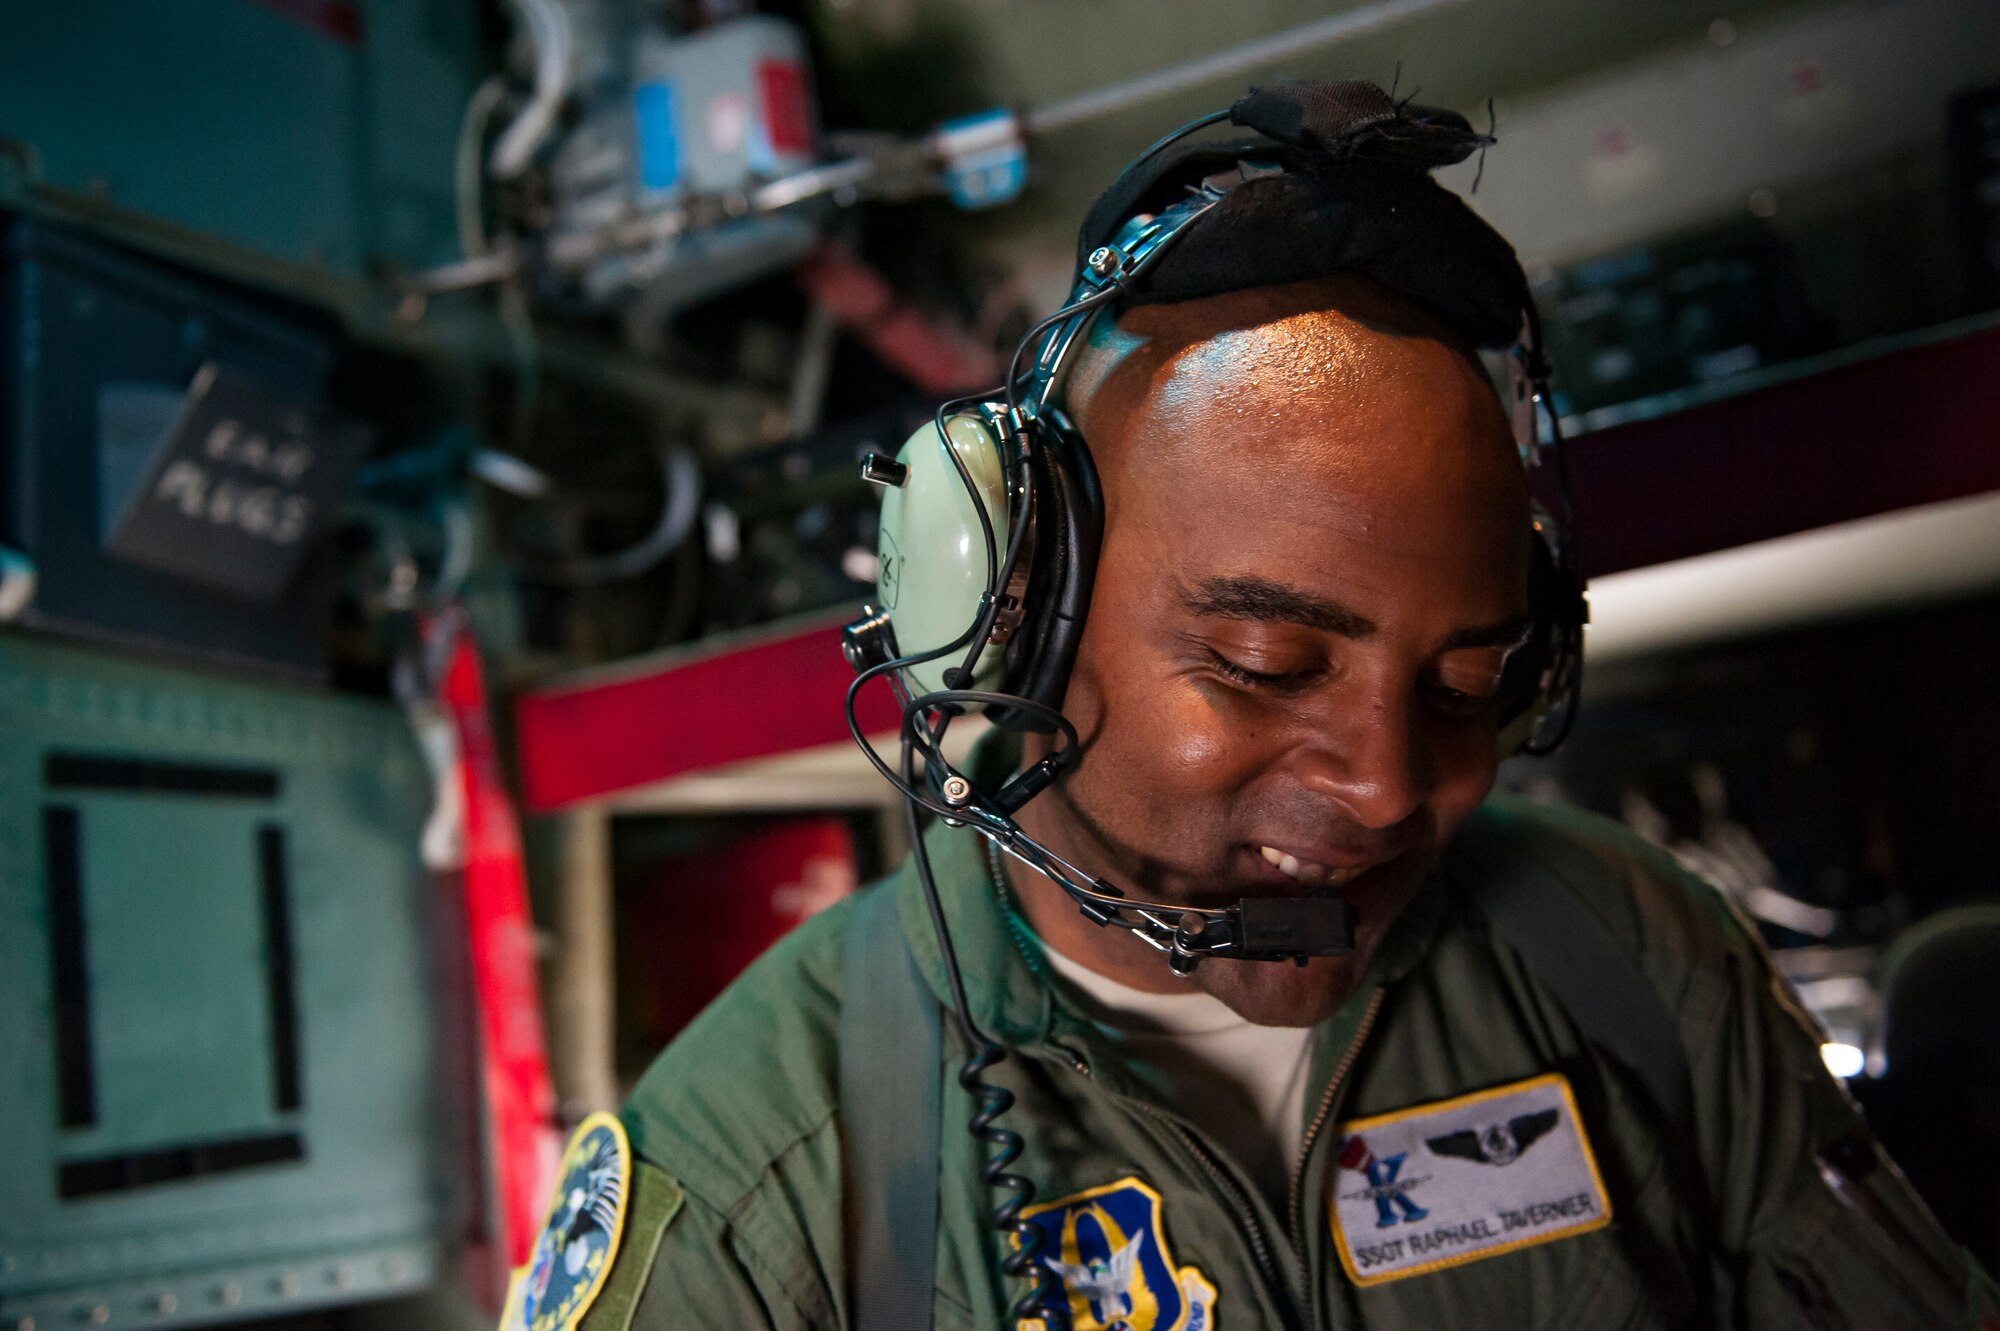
[1329,1073,1610,1286]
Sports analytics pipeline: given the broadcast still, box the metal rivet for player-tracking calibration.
[87,1307,108,1325]
[278,1272,300,1297]
[153,1293,176,1315]
[217,1283,240,1307]
[332,1264,354,1290]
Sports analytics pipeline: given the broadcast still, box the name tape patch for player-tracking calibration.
[1329,1072,1611,1286]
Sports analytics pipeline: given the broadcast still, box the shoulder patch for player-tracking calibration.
[499,1113,637,1331]
[573,1161,684,1331]
[1017,1175,1217,1331]
[1330,1073,1611,1286]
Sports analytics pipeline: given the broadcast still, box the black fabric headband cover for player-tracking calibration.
[1075,81,1532,351]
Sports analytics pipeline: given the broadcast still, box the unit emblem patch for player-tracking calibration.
[1329,1073,1610,1286]
[1019,1176,1217,1331]
[501,1112,632,1331]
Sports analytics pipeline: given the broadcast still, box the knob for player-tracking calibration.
[859,454,908,488]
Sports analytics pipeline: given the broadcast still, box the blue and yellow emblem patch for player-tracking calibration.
[500,1113,632,1331]
[1019,1176,1218,1331]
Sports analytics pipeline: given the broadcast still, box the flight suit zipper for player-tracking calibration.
[1140,1102,1296,1321]
[992,839,1304,1319]
[1050,1045,1299,1325]
[1288,987,1387,1311]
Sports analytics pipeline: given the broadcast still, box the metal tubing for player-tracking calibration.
[1021,0,1476,136]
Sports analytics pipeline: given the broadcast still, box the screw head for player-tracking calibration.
[941,774,973,806]
[1087,246,1119,277]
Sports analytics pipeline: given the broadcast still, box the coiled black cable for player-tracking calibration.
[900,737,1069,1329]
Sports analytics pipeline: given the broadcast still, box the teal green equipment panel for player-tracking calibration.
[0,1,479,280]
[0,631,462,1327]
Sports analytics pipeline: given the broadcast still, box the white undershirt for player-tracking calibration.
[1038,941,1316,1209]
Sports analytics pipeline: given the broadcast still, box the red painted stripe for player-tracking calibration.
[515,610,904,812]
[435,612,557,1267]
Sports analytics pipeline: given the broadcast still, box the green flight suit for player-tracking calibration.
[569,779,1987,1330]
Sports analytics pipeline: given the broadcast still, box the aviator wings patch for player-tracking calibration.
[1425,1107,1560,1166]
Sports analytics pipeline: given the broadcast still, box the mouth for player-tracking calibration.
[1144,840,1417,913]
[1253,843,1362,890]
[1232,836,1422,910]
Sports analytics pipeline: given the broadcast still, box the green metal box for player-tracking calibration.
[0,632,462,1328]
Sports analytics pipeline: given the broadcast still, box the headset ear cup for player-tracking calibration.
[1500,532,1563,726]
[997,448,1062,707]
[1013,422,1102,721]
[1500,527,1588,744]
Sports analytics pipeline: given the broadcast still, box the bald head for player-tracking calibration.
[1063,275,1516,520]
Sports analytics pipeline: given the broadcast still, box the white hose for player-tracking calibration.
[457,75,510,257]
[556,445,704,585]
[488,0,573,181]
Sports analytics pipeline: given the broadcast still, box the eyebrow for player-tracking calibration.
[1437,616,1536,654]
[1184,574,1534,654]
[1184,575,1378,637]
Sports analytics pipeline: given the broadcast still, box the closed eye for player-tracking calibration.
[1204,648,1323,694]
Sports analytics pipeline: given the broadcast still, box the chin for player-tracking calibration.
[1193,951,1363,1027]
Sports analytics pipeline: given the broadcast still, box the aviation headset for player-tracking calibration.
[839,79,1588,1322]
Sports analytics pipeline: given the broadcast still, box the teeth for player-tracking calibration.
[1258,845,1349,887]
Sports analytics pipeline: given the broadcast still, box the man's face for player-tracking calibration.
[1014,280,1531,1026]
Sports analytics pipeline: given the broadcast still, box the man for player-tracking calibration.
[518,86,1987,1331]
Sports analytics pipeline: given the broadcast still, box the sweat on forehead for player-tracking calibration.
[1063,275,1514,501]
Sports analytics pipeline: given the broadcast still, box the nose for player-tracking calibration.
[1289,676,1429,833]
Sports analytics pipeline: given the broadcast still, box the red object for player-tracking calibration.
[1570,323,2000,577]
[438,613,560,1268]
[625,816,857,1044]
[796,241,1002,394]
[515,609,903,813]
[756,58,814,157]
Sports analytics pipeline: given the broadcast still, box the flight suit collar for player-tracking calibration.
[894,806,1057,1049]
